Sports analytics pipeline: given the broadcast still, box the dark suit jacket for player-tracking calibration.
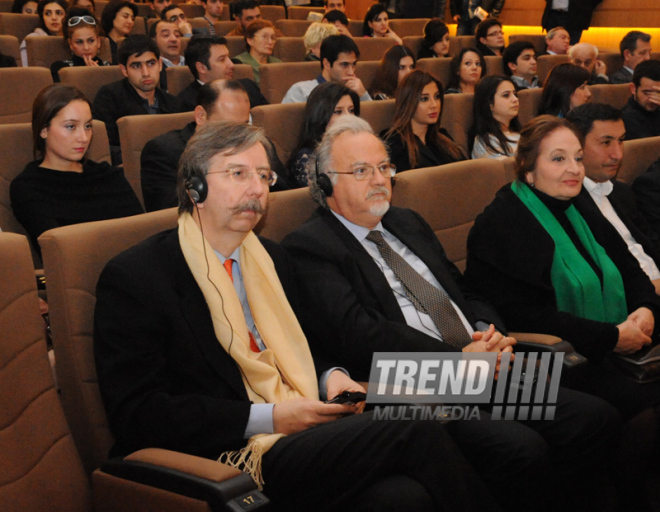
[178,78,268,111]
[140,122,289,212]
[610,67,633,84]
[575,181,660,268]
[94,227,308,459]
[622,95,660,141]
[633,160,660,240]
[281,207,505,381]
[541,0,602,31]
[382,130,465,174]
[92,78,181,163]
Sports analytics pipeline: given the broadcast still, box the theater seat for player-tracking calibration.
[275,19,312,37]
[450,35,476,55]
[251,103,305,165]
[273,36,306,62]
[402,36,423,58]
[361,99,396,136]
[517,87,543,126]
[537,54,570,84]
[117,112,194,206]
[25,35,112,69]
[286,6,322,20]
[416,57,452,89]
[0,13,39,43]
[388,18,428,38]
[225,35,247,57]
[0,34,20,66]
[618,136,660,184]
[259,61,318,103]
[354,38,396,62]
[58,65,124,103]
[259,5,286,22]
[590,83,631,110]
[508,34,546,55]
[440,93,474,154]
[255,187,317,242]
[214,20,239,36]
[0,67,51,124]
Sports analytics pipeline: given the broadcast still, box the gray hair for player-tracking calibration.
[307,115,376,207]
[177,121,271,214]
[569,42,598,60]
[545,26,567,41]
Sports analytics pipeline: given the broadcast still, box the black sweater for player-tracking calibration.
[10,159,144,254]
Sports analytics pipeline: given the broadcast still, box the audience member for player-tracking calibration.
[611,31,652,85]
[566,103,660,294]
[161,4,207,38]
[51,8,109,82]
[282,35,371,104]
[369,45,415,100]
[141,79,287,211]
[542,26,570,55]
[541,0,602,45]
[10,84,142,255]
[322,10,351,37]
[445,47,486,94]
[538,63,591,117]
[199,0,224,35]
[93,35,181,164]
[234,20,282,86]
[281,114,619,512]
[325,0,344,12]
[470,75,521,159]
[67,0,93,13]
[475,18,504,57]
[418,18,450,59]
[383,70,465,172]
[303,22,339,62]
[20,0,67,66]
[226,0,260,37]
[100,0,137,64]
[286,82,359,187]
[150,20,184,67]
[569,42,609,85]
[179,35,267,110]
[503,40,539,90]
[451,0,505,36]
[12,0,37,14]
[362,4,401,45]
[94,119,498,512]
[465,114,660,509]
[621,59,660,140]
[146,0,170,19]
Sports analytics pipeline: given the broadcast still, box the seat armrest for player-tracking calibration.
[510,332,587,368]
[98,448,270,511]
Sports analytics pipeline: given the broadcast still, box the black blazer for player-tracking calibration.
[94,228,307,459]
[633,161,660,241]
[281,207,505,381]
[382,129,465,173]
[575,181,660,267]
[541,0,602,31]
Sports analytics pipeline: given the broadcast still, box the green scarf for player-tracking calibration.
[511,180,627,323]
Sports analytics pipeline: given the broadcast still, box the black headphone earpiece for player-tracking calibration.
[315,157,333,198]
[186,174,208,205]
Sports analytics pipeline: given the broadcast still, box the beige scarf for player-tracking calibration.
[178,213,318,487]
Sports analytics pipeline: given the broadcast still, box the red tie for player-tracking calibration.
[223,258,261,353]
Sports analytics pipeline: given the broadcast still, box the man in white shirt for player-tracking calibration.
[567,102,660,294]
[150,20,185,67]
[282,35,371,104]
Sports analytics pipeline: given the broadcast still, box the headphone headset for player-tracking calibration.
[315,157,334,197]
[186,174,208,204]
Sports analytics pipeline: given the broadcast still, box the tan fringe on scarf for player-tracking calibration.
[178,213,318,487]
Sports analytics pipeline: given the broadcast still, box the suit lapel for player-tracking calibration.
[165,230,248,399]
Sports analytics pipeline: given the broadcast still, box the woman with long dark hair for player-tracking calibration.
[100,0,136,64]
[470,75,521,159]
[445,47,486,94]
[418,18,450,59]
[362,3,401,45]
[287,82,360,187]
[20,0,67,66]
[10,85,143,254]
[383,70,465,173]
[369,45,415,100]
[539,63,592,117]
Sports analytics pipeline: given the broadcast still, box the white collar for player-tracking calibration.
[583,176,613,197]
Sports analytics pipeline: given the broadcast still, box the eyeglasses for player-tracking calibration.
[68,15,96,26]
[207,167,277,186]
[487,30,504,37]
[257,34,277,42]
[329,163,396,181]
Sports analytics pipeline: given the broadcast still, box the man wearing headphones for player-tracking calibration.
[93,121,500,512]
[281,116,620,511]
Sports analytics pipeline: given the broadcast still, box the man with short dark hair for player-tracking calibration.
[150,20,184,67]
[324,0,344,12]
[611,31,652,85]
[226,0,260,37]
[93,35,181,165]
[622,59,660,140]
[179,35,267,110]
[200,0,224,35]
[503,40,539,90]
[282,34,370,104]
[542,26,570,55]
[475,18,504,57]
[322,10,351,36]
[141,79,286,212]
[161,4,208,37]
[567,103,660,294]
[94,119,501,512]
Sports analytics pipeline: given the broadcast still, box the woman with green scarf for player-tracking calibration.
[464,115,660,421]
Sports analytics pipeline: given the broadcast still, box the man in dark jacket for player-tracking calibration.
[93,35,181,165]
[622,59,660,141]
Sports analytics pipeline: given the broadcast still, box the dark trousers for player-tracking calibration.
[544,9,583,44]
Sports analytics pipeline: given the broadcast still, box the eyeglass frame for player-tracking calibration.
[68,15,96,27]
[206,166,278,186]
[326,163,396,181]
